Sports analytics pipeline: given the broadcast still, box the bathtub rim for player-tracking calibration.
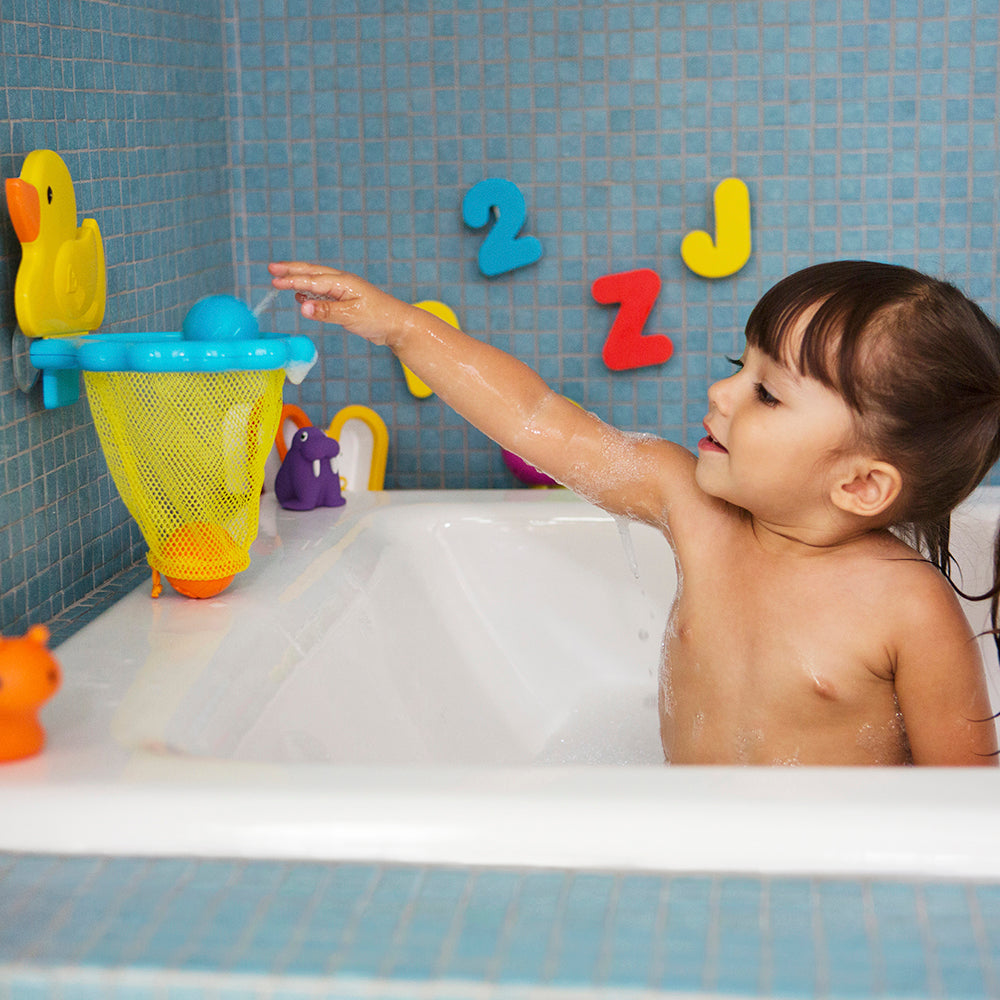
[5,486,1000,879]
[2,761,1000,880]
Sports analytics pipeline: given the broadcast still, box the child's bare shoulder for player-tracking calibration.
[863,532,974,643]
[868,533,996,764]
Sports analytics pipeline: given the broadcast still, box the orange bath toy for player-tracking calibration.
[0,625,61,762]
[156,521,241,599]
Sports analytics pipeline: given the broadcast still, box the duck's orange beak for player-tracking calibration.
[6,178,40,243]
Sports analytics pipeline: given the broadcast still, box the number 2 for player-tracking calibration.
[462,178,544,277]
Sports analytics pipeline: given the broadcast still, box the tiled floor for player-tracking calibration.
[2,853,999,998]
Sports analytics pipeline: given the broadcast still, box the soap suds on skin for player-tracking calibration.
[856,702,911,764]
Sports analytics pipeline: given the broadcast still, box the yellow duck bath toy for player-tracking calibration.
[6,149,105,339]
[6,149,107,406]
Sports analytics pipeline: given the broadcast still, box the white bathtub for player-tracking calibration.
[3,488,1000,878]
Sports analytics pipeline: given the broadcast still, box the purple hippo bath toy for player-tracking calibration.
[275,426,346,510]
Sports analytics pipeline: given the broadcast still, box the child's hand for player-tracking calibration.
[268,262,410,347]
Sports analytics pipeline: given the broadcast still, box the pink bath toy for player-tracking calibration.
[501,448,558,487]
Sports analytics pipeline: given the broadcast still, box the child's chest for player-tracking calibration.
[665,539,901,740]
[676,551,891,672]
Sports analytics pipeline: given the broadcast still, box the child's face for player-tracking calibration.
[696,340,858,528]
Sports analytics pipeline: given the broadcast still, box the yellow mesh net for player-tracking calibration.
[84,369,284,581]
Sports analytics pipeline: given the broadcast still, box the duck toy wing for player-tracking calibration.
[6,149,105,337]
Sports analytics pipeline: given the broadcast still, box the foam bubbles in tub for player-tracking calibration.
[534,688,663,765]
[284,357,316,385]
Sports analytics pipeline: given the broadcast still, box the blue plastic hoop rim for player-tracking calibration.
[30,330,317,375]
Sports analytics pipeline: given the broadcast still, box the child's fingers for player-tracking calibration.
[271,266,353,301]
[270,268,330,290]
[269,261,347,281]
[268,261,342,277]
[267,262,392,342]
[297,294,352,324]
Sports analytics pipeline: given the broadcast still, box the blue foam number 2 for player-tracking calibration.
[462,178,543,277]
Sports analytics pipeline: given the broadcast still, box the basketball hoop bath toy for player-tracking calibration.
[6,151,316,598]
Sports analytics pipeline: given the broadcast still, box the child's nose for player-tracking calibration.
[707,373,734,413]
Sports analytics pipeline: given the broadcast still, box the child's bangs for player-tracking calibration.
[744,262,902,410]
[746,289,851,397]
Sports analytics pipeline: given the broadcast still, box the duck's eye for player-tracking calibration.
[46,186,53,204]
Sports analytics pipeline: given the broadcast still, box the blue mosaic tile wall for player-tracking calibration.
[230,0,1000,489]
[4,0,1000,624]
[0,3,235,634]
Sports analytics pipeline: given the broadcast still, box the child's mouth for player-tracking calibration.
[699,426,728,454]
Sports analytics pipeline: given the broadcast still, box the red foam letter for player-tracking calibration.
[591,268,673,371]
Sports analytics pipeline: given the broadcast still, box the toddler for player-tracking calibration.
[270,259,1000,766]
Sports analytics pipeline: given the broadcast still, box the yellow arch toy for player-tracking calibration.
[327,404,389,491]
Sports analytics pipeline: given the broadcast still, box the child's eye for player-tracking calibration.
[755,382,780,407]
[725,355,744,370]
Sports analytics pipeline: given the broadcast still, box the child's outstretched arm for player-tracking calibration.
[269,262,698,524]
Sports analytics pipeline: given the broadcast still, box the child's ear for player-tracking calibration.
[831,459,902,519]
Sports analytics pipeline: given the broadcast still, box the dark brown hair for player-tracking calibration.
[745,260,1000,645]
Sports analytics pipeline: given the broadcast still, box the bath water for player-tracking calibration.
[252,288,280,318]
[614,514,640,579]
[612,514,661,649]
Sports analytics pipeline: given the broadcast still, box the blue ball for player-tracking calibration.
[182,295,259,341]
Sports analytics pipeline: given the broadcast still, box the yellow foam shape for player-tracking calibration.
[680,178,752,279]
[7,149,106,337]
[401,363,433,399]
[327,404,389,491]
[403,300,463,398]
